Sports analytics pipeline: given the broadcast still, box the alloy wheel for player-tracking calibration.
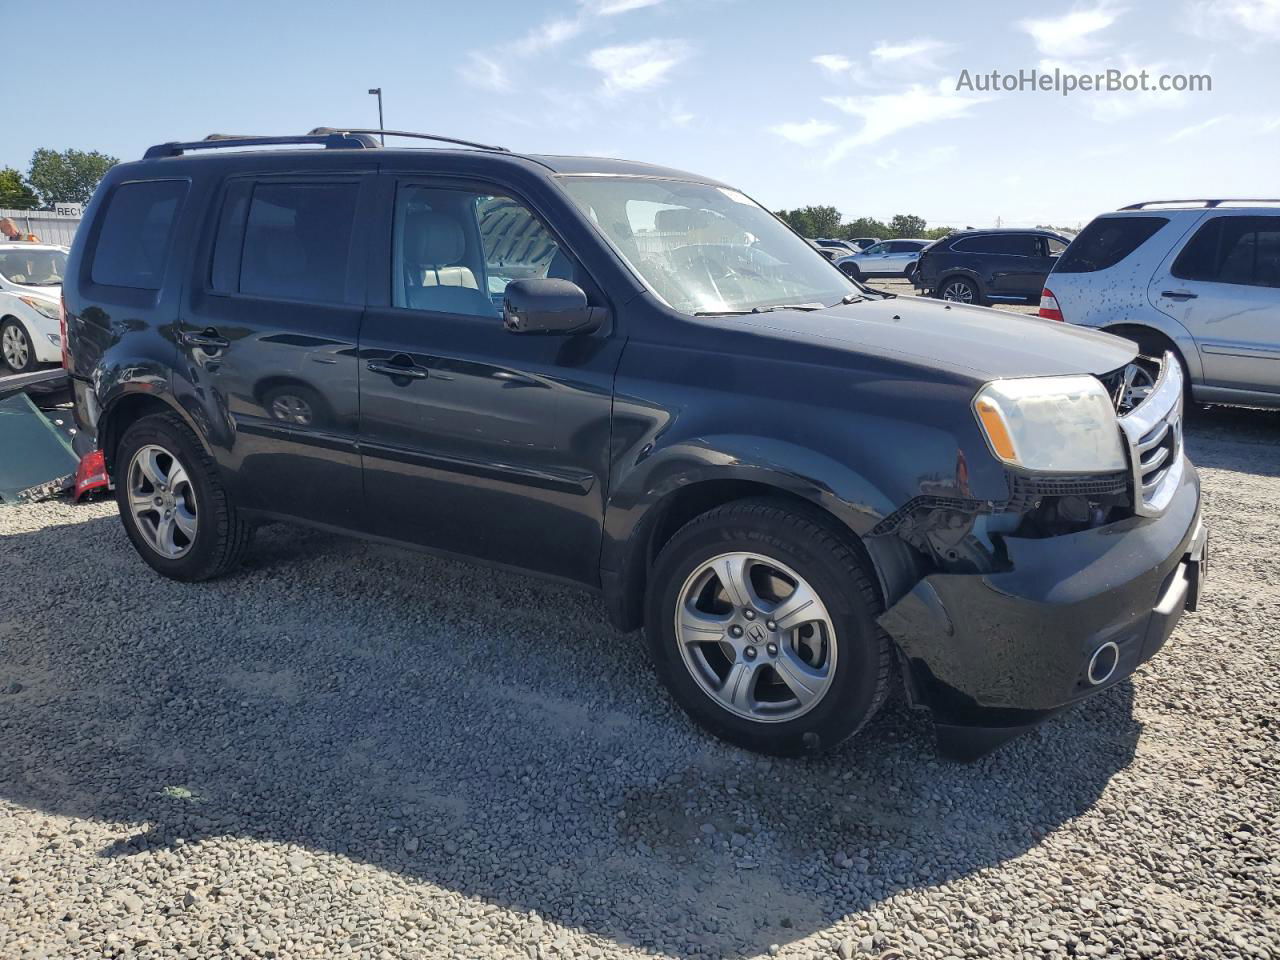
[127,444,199,559]
[674,552,837,722]
[270,394,314,426]
[2,324,29,370]
[941,281,974,303]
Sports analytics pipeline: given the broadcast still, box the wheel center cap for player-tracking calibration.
[746,623,767,644]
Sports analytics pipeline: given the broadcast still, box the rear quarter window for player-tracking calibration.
[1054,216,1168,274]
[90,179,188,289]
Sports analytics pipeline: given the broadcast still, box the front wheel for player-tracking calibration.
[1,319,36,373]
[645,500,893,756]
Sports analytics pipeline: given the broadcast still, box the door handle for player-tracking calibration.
[367,358,428,380]
[1162,289,1198,301]
[183,328,229,350]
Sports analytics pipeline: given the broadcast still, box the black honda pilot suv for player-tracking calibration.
[63,129,1207,759]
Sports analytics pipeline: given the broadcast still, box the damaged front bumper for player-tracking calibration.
[879,460,1205,760]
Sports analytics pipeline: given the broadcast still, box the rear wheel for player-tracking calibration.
[938,276,980,305]
[1106,326,1194,407]
[1,319,35,373]
[840,262,862,281]
[645,499,893,756]
[115,412,252,581]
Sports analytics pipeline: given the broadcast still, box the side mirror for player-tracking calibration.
[503,278,605,335]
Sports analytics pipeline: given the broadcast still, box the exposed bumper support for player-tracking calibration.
[879,461,1205,760]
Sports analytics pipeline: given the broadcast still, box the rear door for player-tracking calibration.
[1150,214,1280,394]
[982,234,1045,297]
[356,174,620,584]
[178,171,375,528]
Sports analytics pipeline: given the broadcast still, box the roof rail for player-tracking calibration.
[1120,198,1280,210]
[307,127,509,152]
[142,131,380,160]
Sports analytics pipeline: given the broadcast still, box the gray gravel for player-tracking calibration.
[1,399,1278,959]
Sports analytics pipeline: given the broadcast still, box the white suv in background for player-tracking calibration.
[0,243,68,373]
[1040,200,1280,408]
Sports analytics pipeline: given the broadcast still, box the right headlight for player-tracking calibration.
[973,374,1126,473]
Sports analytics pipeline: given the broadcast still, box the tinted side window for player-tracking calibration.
[237,183,359,303]
[1172,216,1280,288]
[1046,236,1069,256]
[90,180,188,289]
[1055,216,1168,273]
[955,234,1039,256]
[887,241,921,253]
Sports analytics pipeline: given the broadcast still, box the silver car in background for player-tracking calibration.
[1042,200,1280,408]
[835,238,929,280]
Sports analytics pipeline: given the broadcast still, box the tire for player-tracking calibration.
[840,263,862,281]
[1,318,36,373]
[645,499,893,756]
[1106,326,1194,407]
[114,412,252,581]
[936,276,981,306]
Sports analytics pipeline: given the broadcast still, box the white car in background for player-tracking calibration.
[0,243,67,373]
[1041,200,1280,408]
[834,238,930,279]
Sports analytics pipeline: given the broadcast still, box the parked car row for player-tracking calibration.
[61,128,1208,762]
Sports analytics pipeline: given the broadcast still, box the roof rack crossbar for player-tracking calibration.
[1120,198,1280,210]
[143,132,380,160]
[308,127,509,152]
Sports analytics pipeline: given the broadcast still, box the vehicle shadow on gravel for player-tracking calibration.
[0,511,1142,958]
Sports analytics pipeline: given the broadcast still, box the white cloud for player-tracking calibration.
[768,118,839,145]
[1194,0,1280,38]
[812,53,854,75]
[667,101,695,126]
[1020,5,1124,57]
[588,39,690,94]
[823,79,991,160]
[587,0,664,14]
[870,38,947,63]
[515,18,585,55]
[459,52,510,91]
[1164,115,1231,142]
[1263,115,1280,132]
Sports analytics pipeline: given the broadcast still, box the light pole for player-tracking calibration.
[367,88,384,144]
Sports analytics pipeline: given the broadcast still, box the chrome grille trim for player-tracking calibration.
[1118,351,1184,517]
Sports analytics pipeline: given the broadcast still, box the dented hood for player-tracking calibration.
[723,295,1138,382]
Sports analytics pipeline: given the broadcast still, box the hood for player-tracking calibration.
[6,282,61,304]
[724,295,1136,382]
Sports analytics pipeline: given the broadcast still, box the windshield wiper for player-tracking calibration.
[693,309,754,316]
[836,293,865,305]
[750,302,825,313]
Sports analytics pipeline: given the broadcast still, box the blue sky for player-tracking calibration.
[7,0,1277,228]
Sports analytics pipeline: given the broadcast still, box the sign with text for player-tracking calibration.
[54,203,83,218]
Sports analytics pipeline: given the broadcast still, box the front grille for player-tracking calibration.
[1117,352,1184,517]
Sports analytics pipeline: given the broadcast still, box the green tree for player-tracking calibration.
[839,216,889,241]
[774,205,842,238]
[0,168,39,209]
[922,226,955,240]
[888,213,928,238]
[26,148,119,207]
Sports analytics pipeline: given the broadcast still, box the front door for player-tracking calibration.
[357,177,620,584]
[1150,214,1280,395]
[179,172,375,528]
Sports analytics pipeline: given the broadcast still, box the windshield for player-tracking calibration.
[0,249,67,287]
[558,177,857,314]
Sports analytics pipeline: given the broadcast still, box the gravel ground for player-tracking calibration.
[1,391,1278,959]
